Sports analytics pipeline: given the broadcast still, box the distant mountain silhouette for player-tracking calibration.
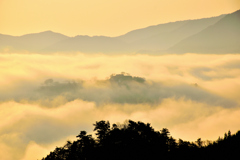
[0,31,69,52]
[1,10,240,54]
[43,35,131,53]
[169,10,240,53]
[117,15,225,51]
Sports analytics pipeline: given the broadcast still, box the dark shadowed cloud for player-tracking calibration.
[0,73,235,108]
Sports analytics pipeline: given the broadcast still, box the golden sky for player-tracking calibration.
[1,1,240,159]
[0,0,239,36]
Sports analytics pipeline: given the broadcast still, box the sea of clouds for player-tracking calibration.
[0,52,240,160]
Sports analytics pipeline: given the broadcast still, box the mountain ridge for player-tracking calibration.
[0,10,239,54]
[168,9,240,53]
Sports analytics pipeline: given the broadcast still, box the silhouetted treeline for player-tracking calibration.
[42,120,240,160]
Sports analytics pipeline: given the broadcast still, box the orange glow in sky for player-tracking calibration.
[0,0,239,36]
[1,1,240,159]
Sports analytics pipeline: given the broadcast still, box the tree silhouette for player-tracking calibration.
[42,120,240,160]
[93,120,110,143]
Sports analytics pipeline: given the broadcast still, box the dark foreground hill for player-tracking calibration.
[42,120,240,160]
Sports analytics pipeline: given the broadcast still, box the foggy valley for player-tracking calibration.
[0,5,240,160]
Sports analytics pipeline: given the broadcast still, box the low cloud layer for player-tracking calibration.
[1,73,236,108]
[0,52,240,160]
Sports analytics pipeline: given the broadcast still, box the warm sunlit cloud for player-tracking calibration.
[1,1,239,159]
[0,53,240,103]
[1,98,240,160]
[0,52,240,160]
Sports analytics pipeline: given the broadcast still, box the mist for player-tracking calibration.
[1,52,240,160]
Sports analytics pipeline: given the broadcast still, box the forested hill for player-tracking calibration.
[42,120,240,160]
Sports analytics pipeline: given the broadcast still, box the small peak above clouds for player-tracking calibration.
[109,72,146,84]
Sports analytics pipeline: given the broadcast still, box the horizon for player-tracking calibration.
[1,1,240,160]
[0,10,235,37]
[1,0,239,37]
[0,10,234,37]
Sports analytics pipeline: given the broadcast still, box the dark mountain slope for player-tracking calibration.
[131,15,225,51]
[0,34,19,51]
[44,15,225,53]
[116,21,188,43]
[1,10,239,54]
[169,10,240,53]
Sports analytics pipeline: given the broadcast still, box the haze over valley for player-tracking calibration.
[0,1,240,159]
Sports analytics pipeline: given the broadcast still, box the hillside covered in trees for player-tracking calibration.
[42,120,240,160]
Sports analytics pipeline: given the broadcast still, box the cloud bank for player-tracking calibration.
[0,52,240,160]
